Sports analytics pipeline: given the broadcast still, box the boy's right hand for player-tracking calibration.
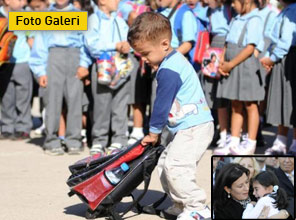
[116,41,130,54]
[141,133,160,147]
[76,66,89,80]
[39,75,48,88]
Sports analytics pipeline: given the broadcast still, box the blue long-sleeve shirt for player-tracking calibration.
[150,50,213,134]
[265,3,296,62]
[29,4,84,77]
[79,9,129,68]
[0,6,30,63]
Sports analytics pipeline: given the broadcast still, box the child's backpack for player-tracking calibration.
[67,142,164,219]
[173,3,208,67]
[0,14,17,66]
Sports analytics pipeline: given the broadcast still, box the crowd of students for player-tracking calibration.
[0,0,295,157]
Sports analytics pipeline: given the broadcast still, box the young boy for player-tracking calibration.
[79,0,131,155]
[128,12,213,220]
[0,0,32,140]
[29,0,85,155]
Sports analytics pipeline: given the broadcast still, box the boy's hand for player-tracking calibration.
[141,133,160,146]
[116,41,130,54]
[39,75,48,88]
[76,66,89,80]
[254,49,260,58]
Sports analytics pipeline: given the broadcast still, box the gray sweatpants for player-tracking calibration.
[158,122,214,211]
[43,48,83,149]
[91,64,130,147]
[0,63,32,133]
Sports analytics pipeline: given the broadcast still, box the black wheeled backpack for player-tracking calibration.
[67,142,165,219]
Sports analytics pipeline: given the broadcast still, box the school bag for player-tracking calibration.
[0,13,17,66]
[67,141,165,219]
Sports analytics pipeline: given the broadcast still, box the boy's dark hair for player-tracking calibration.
[127,12,172,47]
[74,0,94,16]
[253,171,288,210]
[213,163,250,212]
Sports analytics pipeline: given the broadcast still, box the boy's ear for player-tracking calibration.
[160,38,170,51]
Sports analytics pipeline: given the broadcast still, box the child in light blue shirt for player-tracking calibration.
[0,2,32,140]
[80,0,131,155]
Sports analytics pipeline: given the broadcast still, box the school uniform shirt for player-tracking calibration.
[0,7,30,63]
[209,5,232,36]
[29,3,84,77]
[79,9,129,68]
[192,2,209,26]
[160,7,197,49]
[243,195,279,218]
[265,3,296,62]
[226,8,263,47]
[257,6,278,52]
[149,50,213,135]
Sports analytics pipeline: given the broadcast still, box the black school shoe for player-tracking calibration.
[0,132,14,140]
[12,132,30,141]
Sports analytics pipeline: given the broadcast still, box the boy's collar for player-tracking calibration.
[97,8,117,20]
[238,8,259,20]
[50,3,74,11]
[158,49,177,68]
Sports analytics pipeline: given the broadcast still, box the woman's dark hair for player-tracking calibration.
[213,163,250,211]
[253,171,288,210]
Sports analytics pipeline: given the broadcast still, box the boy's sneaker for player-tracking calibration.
[12,132,30,141]
[265,140,287,155]
[177,207,211,220]
[44,147,64,156]
[106,143,123,155]
[0,132,14,140]
[90,144,105,156]
[160,203,183,219]
[68,146,83,155]
[34,125,45,135]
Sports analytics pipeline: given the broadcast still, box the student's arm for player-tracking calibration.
[219,44,255,74]
[29,31,49,87]
[242,198,268,219]
[141,68,182,146]
[177,10,198,55]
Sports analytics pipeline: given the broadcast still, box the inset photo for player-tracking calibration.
[212,156,294,219]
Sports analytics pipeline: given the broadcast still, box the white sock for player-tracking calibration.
[247,138,257,148]
[275,135,287,146]
[220,130,227,140]
[130,127,144,138]
[231,136,240,146]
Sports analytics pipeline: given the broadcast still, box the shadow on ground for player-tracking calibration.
[64,189,171,219]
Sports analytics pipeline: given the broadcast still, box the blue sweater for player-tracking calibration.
[150,50,213,134]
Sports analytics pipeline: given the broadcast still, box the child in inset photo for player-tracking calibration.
[242,171,288,218]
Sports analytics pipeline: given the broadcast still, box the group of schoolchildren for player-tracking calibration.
[0,0,295,219]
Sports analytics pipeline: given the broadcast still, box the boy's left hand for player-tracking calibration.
[76,66,89,80]
[141,133,160,147]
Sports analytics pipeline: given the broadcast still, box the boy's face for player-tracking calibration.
[99,0,120,12]
[186,0,199,9]
[156,0,177,8]
[232,0,243,14]
[55,0,69,9]
[30,0,47,11]
[253,181,273,199]
[4,0,23,11]
[132,38,171,71]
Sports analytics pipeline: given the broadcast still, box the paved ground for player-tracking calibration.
[0,124,293,220]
